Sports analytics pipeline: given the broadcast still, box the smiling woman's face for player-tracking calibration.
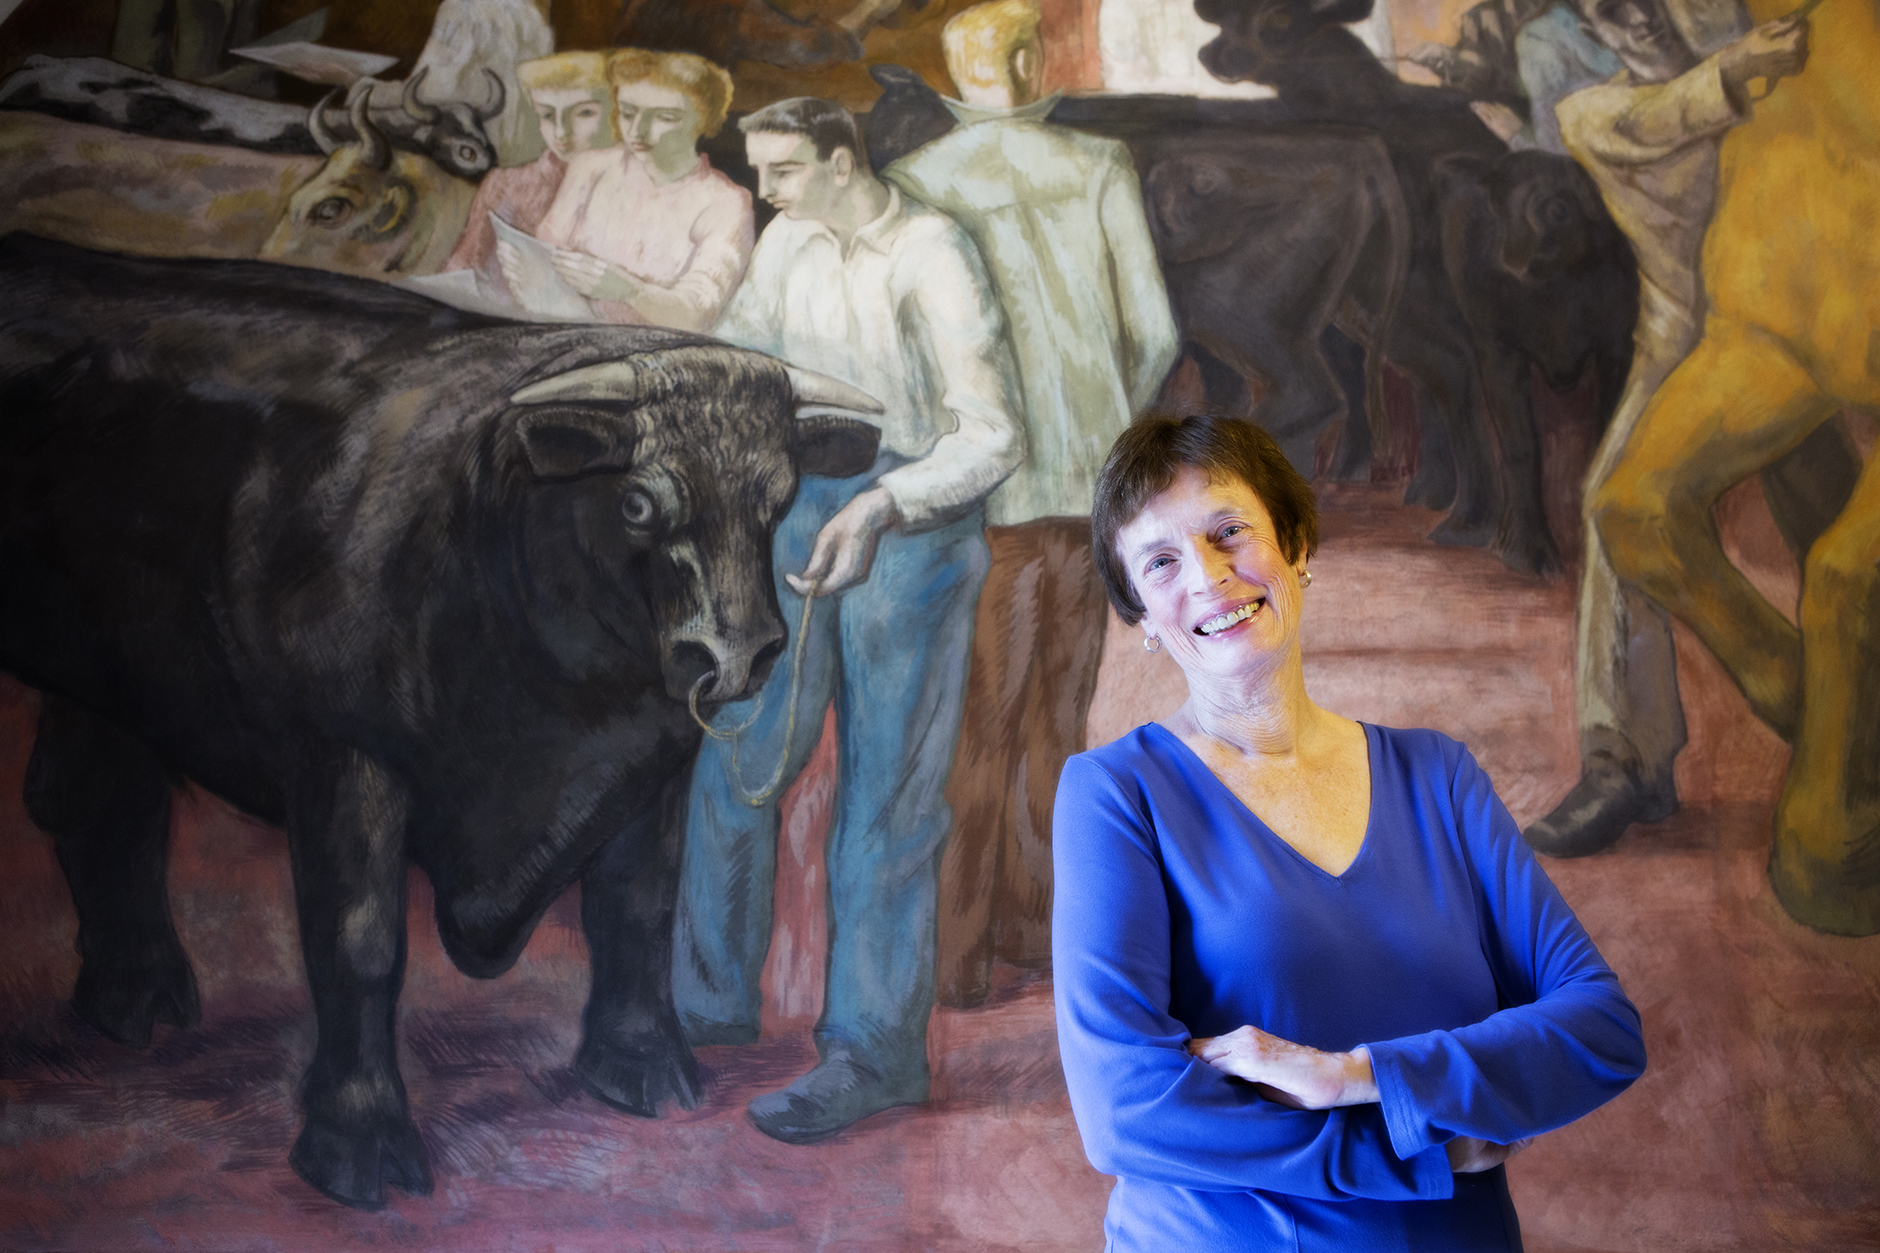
[1115,463,1308,683]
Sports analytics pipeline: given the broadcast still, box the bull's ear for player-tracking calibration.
[371,183,413,236]
[516,409,637,479]
[793,414,880,480]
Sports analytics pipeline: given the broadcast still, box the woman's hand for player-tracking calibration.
[1446,1135,1534,1173]
[551,248,642,304]
[496,240,525,294]
[1187,1025,1380,1109]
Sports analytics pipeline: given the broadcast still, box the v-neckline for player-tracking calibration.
[1145,720,1379,883]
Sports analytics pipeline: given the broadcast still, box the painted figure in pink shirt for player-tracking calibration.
[514,48,755,330]
[443,51,618,288]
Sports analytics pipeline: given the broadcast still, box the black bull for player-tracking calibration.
[0,235,880,1208]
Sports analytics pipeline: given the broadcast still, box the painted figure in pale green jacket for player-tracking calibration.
[884,0,1181,1009]
[886,0,1178,527]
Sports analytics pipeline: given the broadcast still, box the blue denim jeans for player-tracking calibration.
[672,459,989,1076]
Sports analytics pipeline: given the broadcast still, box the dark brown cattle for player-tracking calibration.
[1196,0,1595,574]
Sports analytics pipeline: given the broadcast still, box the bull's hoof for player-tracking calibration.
[1404,458,1457,511]
[289,1114,433,1210]
[575,1030,703,1117]
[1426,513,1496,550]
[1491,525,1563,578]
[71,943,201,1048]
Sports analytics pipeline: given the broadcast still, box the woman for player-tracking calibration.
[443,50,618,288]
[518,47,754,330]
[1053,413,1646,1250]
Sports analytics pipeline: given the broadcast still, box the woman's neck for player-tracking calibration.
[640,148,699,186]
[1172,645,1320,759]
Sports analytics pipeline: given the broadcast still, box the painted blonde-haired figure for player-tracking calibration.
[443,50,618,284]
[884,0,1180,1007]
[524,47,753,330]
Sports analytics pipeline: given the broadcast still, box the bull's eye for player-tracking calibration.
[310,197,354,226]
[1542,198,1572,228]
[458,144,480,165]
[621,490,657,528]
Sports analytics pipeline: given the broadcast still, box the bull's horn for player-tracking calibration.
[307,87,342,154]
[785,365,884,415]
[477,67,506,120]
[402,67,440,123]
[511,361,648,407]
[349,78,391,172]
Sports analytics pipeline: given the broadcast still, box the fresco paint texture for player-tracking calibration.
[0,0,1875,1246]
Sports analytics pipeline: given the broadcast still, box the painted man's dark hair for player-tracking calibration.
[1091,412,1320,627]
[738,96,867,164]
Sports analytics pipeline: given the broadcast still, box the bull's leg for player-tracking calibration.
[1190,342,1256,418]
[1405,377,1458,510]
[1593,326,1839,741]
[1391,294,1498,545]
[1321,327,1374,482]
[1195,325,1344,477]
[1479,342,1562,576]
[285,748,429,1209]
[24,694,199,1047]
[1770,447,1880,935]
[575,771,701,1116]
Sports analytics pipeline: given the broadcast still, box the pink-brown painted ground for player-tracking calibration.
[3,452,1876,1250]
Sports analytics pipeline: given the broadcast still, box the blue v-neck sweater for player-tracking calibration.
[1052,723,1645,1251]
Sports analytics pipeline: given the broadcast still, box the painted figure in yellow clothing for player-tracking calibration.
[1586,0,1879,934]
[1528,0,1858,858]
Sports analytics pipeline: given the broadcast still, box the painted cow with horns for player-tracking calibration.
[0,235,882,1208]
[0,57,505,178]
[261,79,478,278]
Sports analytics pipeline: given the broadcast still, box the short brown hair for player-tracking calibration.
[738,96,865,164]
[1092,413,1320,627]
[608,47,735,138]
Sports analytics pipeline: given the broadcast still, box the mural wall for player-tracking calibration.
[0,0,1874,1247]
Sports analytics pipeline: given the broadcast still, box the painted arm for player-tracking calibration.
[1558,54,1745,165]
[1051,754,1456,1198]
[1098,154,1181,415]
[874,222,1025,531]
[709,227,787,358]
[572,184,758,331]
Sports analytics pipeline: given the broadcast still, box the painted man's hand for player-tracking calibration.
[1188,1025,1380,1110]
[787,486,899,596]
[1721,17,1810,101]
[551,248,641,304]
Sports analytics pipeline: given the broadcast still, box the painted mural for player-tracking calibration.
[0,0,1875,1247]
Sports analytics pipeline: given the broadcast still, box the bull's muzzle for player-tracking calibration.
[666,625,787,708]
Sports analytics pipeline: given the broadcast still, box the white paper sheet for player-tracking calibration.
[228,41,398,86]
[489,213,595,322]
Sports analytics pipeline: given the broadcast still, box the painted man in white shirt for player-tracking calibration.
[672,97,1023,1143]
[883,0,1179,1008]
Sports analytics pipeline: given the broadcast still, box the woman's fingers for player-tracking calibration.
[1447,1135,1536,1173]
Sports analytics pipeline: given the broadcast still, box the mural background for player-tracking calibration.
[0,0,1876,1248]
